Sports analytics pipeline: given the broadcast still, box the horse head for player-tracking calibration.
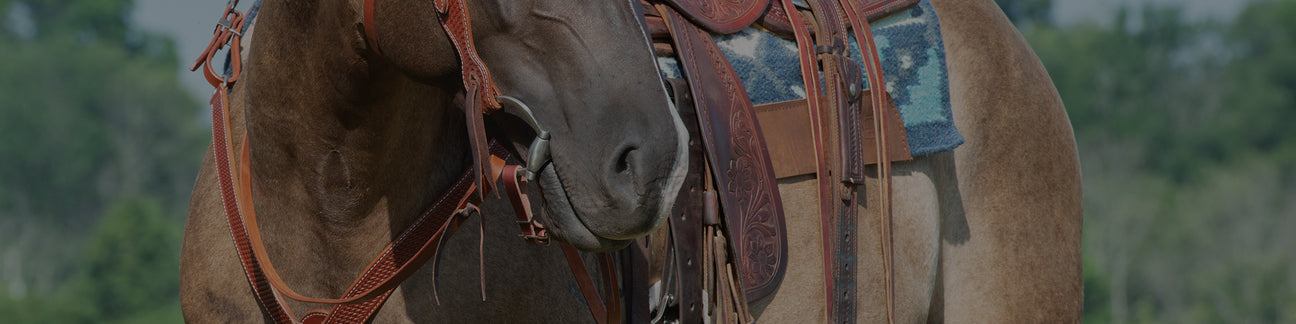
[364,0,687,251]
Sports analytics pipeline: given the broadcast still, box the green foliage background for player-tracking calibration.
[0,0,1292,322]
[1019,0,1296,322]
[1,0,201,321]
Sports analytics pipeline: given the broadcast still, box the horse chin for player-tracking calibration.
[534,164,634,252]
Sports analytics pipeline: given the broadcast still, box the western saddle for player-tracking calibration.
[625,0,917,323]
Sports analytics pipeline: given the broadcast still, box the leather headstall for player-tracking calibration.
[193,0,620,323]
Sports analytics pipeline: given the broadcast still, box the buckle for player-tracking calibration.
[217,17,233,30]
[455,203,481,219]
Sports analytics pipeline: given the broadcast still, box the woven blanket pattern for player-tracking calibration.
[658,0,963,156]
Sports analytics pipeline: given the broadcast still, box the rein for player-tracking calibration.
[191,0,620,323]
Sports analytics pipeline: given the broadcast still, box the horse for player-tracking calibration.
[635,0,1083,322]
[180,0,1082,322]
[363,0,1084,321]
[179,0,689,322]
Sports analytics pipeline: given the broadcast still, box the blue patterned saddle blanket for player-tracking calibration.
[657,0,962,157]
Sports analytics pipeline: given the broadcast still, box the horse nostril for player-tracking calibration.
[615,146,637,175]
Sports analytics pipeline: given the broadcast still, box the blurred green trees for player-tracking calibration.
[1,0,201,321]
[1023,0,1296,322]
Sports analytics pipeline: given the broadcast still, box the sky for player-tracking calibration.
[131,0,1253,99]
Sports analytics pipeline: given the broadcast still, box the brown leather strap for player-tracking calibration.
[754,98,819,178]
[754,94,910,179]
[561,244,623,324]
[776,1,852,321]
[620,239,653,324]
[210,88,296,323]
[363,0,382,55]
[661,76,709,323]
[668,183,704,323]
[502,165,549,245]
[840,1,904,322]
[598,253,623,323]
[756,2,797,39]
[321,151,509,323]
[659,0,770,34]
[658,3,789,303]
[237,145,506,306]
[432,0,503,200]
[844,0,918,22]
[364,0,502,199]
[190,2,246,89]
[806,0,863,320]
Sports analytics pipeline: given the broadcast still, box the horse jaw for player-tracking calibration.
[482,1,689,251]
[532,98,688,251]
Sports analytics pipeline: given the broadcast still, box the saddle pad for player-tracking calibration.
[657,0,963,156]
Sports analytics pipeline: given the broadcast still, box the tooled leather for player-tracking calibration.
[755,2,795,39]
[320,153,494,323]
[661,0,771,34]
[210,90,295,323]
[659,5,789,302]
[435,0,502,199]
[758,0,918,39]
[846,0,918,22]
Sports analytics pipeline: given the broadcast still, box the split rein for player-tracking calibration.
[189,0,620,323]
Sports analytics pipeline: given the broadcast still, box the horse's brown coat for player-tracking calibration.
[180,0,1081,322]
[745,0,1082,322]
[181,0,679,322]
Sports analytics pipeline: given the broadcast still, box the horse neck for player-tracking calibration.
[240,0,469,236]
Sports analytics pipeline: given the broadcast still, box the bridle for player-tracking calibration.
[189,0,620,323]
